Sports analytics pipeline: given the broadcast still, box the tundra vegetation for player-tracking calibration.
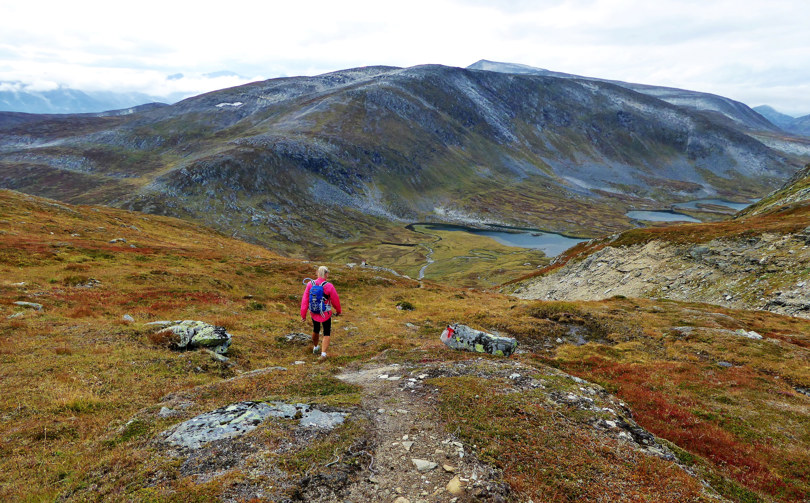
[1,188,809,502]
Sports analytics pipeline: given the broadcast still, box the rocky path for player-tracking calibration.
[320,363,509,503]
[144,357,710,502]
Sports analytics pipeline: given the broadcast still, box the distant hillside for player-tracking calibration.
[754,105,810,136]
[753,105,797,130]
[0,64,803,264]
[510,164,810,317]
[0,83,169,114]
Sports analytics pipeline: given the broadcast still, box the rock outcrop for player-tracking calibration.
[440,323,518,356]
[511,232,810,318]
[148,320,232,354]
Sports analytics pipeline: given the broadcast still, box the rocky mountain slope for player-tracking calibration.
[469,60,787,135]
[0,64,804,261]
[755,105,810,136]
[1,189,808,502]
[470,60,810,160]
[510,164,810,318]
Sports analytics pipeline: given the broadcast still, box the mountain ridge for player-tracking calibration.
[1,64,804,265]
[468,59,785,133]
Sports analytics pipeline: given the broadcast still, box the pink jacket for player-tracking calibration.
[301,278,341,323]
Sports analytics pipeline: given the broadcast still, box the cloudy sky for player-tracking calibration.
[1,0,808,116]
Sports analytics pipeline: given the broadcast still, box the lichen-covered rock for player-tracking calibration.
[440,323,517,357]
[152,320,232,354]
[163,401,275,449]
[162,401,348,449]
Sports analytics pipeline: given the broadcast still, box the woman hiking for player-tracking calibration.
[301,266,342,361]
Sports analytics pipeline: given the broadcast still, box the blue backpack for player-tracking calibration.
[308,280,331,315]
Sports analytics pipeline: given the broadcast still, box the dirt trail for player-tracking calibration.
[301,362,510,503]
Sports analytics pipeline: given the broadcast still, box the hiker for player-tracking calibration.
[301,266,342,360]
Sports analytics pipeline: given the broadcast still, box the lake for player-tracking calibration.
[672,199,753,211]
[413,224,588,257]
[625,210,701,223]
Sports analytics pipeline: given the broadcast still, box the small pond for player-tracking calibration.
[625,210,701,223]
[414,224,588,257]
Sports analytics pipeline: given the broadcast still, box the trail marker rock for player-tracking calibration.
[440,323,517,357]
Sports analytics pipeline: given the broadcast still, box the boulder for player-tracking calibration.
[440,323,517,357]
[152,320,232,354]
[735,329,763,340]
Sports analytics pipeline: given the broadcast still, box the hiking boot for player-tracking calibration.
[312,345,320,355]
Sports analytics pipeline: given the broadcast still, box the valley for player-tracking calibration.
[1,61,810,502]
[2,63,807,286]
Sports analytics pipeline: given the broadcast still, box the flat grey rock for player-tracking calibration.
[164,401,275,449]
[162,401,348,449]
[158,406,182,418]
[299,408,347,429]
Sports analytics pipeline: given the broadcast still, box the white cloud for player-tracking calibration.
[1,0,808,115]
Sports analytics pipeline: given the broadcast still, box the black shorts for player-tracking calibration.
[313,318,331,337]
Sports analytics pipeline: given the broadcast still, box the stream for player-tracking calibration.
[417,245,435,280]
